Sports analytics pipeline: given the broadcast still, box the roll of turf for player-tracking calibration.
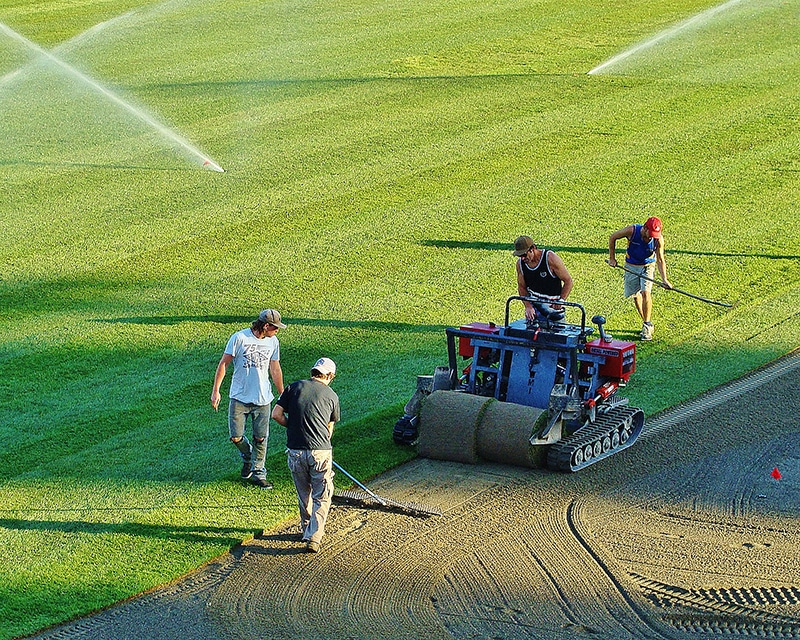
[417,391,490,464]
[477,400,547,468]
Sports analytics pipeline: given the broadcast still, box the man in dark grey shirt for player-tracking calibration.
[272,357,340,553]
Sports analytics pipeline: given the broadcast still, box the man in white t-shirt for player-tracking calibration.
[211,309,286,488]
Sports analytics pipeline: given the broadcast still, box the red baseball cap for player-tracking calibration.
[644,216,662,238]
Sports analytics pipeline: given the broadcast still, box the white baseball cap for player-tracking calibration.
[312,357,336,376]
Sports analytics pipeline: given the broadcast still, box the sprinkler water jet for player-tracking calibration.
[0,21,224,172]
[588,0,748,75]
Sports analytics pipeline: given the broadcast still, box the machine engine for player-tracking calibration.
[394,295,644,472]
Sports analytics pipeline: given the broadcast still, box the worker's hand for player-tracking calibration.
[524,303,537,322]
[662,279,673,290]
[607,258,618,268]
[211,390,221,411]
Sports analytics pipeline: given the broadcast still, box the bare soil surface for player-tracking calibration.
[33,354,800,640]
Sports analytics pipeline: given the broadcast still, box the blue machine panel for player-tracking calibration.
[504,345,558,408]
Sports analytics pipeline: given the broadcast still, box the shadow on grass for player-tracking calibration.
[0,159,199,171]
[147,71,577,93]
[603,328,642,341]
[421,239,799,261]
[0,517,258,545]
[99,316,450,332]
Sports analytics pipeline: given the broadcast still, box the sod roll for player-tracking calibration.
[477,400,547,468]
[417,391,489,464]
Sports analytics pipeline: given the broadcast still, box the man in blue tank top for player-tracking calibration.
[608,217,672,340]
[513,235,573,324]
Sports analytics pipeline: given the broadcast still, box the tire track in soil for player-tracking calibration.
[564,500,678,640]
[31,353,800,640]
[208,466,537,640]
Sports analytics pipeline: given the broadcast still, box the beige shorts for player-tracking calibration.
[624,263,655,298]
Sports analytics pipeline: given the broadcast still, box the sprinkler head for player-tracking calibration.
[202,159,225,173]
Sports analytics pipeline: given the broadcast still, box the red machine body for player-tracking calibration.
[458,322,500,357]
[585,338,636,382]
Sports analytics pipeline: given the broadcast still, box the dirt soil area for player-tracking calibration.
[33,354,800,640]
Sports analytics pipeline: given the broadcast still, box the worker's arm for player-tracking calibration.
[548,252,573,301]
[271,403,288,427]
[654,238,672,289]
[608,225,634,268]
[269,359,284,395]
[210,353,234,411]
[516,259,537,321]
[516,259,528,297]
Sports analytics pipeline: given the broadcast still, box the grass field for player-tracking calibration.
[1,0,799,637]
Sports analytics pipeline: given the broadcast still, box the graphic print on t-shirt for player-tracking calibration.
[242,343,271,370]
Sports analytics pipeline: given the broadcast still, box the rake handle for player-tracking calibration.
[608,261,732,308]
[332,460,388,505]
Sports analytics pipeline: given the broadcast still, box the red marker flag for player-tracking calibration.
[771,467,782,480]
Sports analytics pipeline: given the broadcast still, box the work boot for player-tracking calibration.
[640,322,654,341]
[305,540,320,553]
[250,475,273,489]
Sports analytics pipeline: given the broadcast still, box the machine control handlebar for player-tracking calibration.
[505,295,587,335]
[591,315,612,343]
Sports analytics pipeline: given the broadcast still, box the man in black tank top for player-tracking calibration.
[513,235,574,323]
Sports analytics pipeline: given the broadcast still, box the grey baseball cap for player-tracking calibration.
[258,309,287,329]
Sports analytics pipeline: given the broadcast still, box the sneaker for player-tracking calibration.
[250,476,273,489]
[305,540,320,553]
[240,462,253,479]
[640,322,654,341]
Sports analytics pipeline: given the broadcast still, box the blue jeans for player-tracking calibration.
[229,399,270,478]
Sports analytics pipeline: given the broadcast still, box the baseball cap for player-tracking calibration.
[312,357,336,376]
[258,309,287,329]
[644,217,663,238]
[512,235,535,256]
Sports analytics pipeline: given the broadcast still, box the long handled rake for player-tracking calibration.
[332,460,442,518]
[609,261,733,308]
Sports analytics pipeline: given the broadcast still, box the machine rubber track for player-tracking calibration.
[546,404,644,472]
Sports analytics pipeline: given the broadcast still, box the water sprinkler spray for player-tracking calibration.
[0,21,225,172]
[588,0,747,75]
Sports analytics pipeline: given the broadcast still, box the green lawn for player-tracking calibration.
[1,0,799,637]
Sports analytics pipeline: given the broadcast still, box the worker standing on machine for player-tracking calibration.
[608,217,672,341]
[513,235,574,324]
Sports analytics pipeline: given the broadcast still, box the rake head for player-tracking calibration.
[333,489,442,518]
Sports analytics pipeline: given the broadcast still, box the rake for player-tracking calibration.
[332,460,442,518]
[609,261,733,308]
